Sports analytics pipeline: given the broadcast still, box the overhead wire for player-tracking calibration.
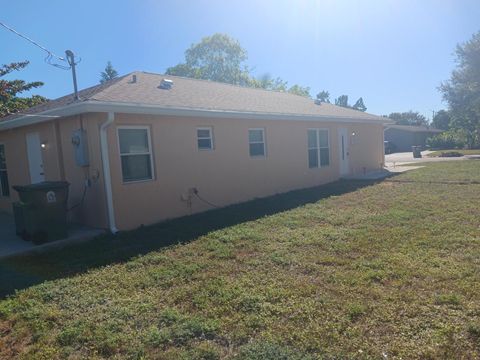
[0,20,76,70]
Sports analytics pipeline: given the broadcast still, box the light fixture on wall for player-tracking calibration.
[41,142,48,149]
[351,132,356,136]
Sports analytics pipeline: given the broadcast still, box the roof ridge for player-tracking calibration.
[137,70,318,100]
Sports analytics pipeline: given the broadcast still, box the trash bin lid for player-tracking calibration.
[13,181,70,193]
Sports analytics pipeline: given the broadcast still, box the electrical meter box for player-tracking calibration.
[71,129,89,167]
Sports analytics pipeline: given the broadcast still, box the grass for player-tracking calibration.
[1,161,480,359]
[427,149,480,157]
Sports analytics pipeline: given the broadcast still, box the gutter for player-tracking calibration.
[100,112,118,234]
[0,100,394,131]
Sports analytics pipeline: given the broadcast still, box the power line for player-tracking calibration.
[0,20,71,69]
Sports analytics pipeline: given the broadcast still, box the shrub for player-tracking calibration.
[438,151,463,157]
[427,130,466,149]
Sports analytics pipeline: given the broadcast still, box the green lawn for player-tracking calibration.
[427,149,480,157]
[1,161,480,359]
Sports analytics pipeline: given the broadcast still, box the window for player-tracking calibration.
[117,127,154,183]
[307,129,330,168]
[248,128,266,157]
[0,144,9,197]
[197,127,213,150]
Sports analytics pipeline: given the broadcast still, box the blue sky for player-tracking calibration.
[1,0,479,118]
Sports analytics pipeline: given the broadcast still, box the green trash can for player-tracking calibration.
[12,181,70,244]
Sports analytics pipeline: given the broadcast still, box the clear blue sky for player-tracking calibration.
[2,0,479,118]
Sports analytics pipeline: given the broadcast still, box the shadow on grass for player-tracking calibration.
[0,179,377,298]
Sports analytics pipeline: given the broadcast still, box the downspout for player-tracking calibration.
[100,112,118,233]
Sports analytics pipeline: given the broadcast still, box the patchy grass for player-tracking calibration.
[1,161,480,359]
[427,149,480,157]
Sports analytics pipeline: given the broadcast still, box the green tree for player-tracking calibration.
[251,73,288,91]
[335,95,349,108]
[352,97,367,112]
[439,31,480,148]
[0,61,48,118]
[288,84,311,98]
[166,33,251,85]
[431,110,451,130]
[316,90,330,103]
[388,111,428,126]
[100,61,119,84]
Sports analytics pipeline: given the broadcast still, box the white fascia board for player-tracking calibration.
[0,100,392,131]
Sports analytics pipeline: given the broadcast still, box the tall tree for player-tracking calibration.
[335,95,349,108]
[439,31,480,148]
[251,73,288,91]
[288,84,311,98]
[387,111,428,126]
[0,61,48,118]
[100,61,119,84]
[431,110,451,130]
[166,33,251,85]
[316,90,330,103]
[352,97,367,112]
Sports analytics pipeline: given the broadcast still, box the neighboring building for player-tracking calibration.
[384,124,443,152]
[0,72,391,231]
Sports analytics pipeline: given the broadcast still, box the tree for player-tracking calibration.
[100,61,119,84]
[352,97,367,112]
[387,111,428,126]
[316,90,330,103]
[431,110,451,130]
[166,33,251,85]
[251,73,288,91]
[288,84,311,98]
[0,61,48,118]
[335,95,349,108]
[439,31,480,148]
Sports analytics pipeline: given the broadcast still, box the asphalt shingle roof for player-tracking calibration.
[1,71,388,123]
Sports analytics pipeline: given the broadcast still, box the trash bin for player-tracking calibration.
[412,146,422,158]
[12,181,70,244]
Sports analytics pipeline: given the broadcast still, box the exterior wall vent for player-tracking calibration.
[131,74,137,83]
[159,78,173,89]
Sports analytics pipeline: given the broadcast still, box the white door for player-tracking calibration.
[338,127,350,176]
[26,132,45,183]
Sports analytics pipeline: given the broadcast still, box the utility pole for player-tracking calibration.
[65,50,79,100]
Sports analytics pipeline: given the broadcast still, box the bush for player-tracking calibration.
[427,130,466,149]
[438,151,463,157]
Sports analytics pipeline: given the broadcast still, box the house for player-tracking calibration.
[0,72,392,232]
[384,124,443,152]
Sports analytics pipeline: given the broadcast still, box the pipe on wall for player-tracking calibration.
[100,112,118,233]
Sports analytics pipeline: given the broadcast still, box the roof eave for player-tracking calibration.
[0,101,391,131]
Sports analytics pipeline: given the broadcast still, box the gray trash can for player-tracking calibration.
[412,146,422,158]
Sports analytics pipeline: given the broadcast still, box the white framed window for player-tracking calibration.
[197,127,214,150]
[117,126,154,183]
[0,143,9,197]
[248,128,266,157]
[307,129,330,168]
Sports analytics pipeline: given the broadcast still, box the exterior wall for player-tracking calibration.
[106,114,385,230]
[0,115,109,229]
[0,112,385,231]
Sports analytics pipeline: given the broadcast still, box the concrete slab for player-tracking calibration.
[343,165,423,181]
[0,211,105,259]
